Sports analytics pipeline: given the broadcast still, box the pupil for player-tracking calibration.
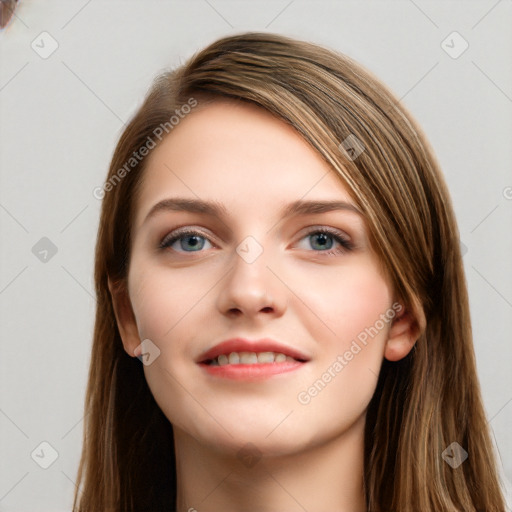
[314,233,332,250]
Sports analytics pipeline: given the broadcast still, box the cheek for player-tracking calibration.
[128,276,171,340]
[296,258,392,347]
[127,261,207,430]
[128,257,206,343]
[291,259,393,408]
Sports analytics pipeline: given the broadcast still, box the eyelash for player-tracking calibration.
[159,226,354,257]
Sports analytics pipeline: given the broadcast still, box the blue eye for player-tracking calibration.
[159,227,353,256]
[298,228,353,256]
[160,229,212,252]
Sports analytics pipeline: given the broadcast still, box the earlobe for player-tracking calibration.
[107,277,141,358]
[384,298,426,362]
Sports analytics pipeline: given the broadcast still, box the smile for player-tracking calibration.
[204,351,299,366]
[196,337,310,380]
[198,351,308,380]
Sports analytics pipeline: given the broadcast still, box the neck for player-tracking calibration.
[173,414,367,512]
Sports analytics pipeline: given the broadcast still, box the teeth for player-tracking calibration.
[208,351,297,366]
[228,352,240,364]
[257,352,274,363]
[240,352,258,364]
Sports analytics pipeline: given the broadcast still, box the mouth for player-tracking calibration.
[196,338,310,380]
[198,355,307,380]
[200,351,307,366]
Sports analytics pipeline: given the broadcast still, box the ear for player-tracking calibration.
[108,277,141,358]
[384,297,426,362]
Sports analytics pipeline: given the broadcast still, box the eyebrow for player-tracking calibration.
[142,197,363,226]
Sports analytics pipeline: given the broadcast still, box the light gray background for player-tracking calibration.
[1,1,511,511]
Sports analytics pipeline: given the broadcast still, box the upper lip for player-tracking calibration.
[197,338,310,363]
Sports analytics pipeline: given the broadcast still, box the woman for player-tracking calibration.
[73,32,507,511]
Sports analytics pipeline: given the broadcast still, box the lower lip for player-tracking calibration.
[198,361,305,380]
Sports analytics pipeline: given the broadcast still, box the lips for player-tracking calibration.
[196,338,310,365]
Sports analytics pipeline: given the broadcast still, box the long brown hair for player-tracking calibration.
[73,32,507,511]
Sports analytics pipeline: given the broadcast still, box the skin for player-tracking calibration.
[109,99,422,512]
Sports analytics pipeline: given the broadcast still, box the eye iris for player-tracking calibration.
[311,232,333,250]
[182,235,204,251]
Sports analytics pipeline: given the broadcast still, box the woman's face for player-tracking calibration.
[121,99,405,455]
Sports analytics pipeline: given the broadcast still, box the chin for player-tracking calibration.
[174,411,308,453]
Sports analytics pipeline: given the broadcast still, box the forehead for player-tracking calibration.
[132,99,358,228]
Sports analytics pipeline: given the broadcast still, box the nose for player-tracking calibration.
[216,241,287,320]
